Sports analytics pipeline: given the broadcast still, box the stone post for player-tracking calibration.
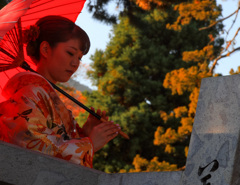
[181,75,240,185]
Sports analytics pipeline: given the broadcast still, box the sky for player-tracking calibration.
[75,0,240,89]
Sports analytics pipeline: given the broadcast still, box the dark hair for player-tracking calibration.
[26,15,90,62]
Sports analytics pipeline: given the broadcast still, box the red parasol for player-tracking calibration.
[0,0,86,102]
[0,0,129,139]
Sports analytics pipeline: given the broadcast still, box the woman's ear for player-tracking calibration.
[39,41,51,59]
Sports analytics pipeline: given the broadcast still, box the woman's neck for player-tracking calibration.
[36,64,57,84]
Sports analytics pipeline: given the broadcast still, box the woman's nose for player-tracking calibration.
[71,57,80,68]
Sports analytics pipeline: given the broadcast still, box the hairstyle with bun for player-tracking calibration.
[24,15,90,63]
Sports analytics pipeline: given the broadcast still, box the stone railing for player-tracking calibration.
[0,141,182,185]
[1,74,240,185]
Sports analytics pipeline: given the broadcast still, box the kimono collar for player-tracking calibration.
[2,72,53,99]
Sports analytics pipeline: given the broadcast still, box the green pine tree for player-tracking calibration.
[78,0,223,173]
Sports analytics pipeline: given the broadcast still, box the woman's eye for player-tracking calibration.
[67,51,74,56]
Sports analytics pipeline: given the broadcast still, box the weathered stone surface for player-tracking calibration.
[0,141,182,185]
[0,141,102,185]
[98,171,182,185]
[181,75,240,185]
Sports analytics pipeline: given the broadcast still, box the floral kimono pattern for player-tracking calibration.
[0,72,94,167]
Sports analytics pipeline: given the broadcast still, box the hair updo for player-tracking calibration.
[25,15,90,63]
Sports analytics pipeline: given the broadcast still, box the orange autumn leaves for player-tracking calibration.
[136,0,164,10]
[163,46,214,96]
[167,0,220,31]
[154,46,215,158]
[56,85,87,117]
[135,0,220,31]
[120,154,177,173]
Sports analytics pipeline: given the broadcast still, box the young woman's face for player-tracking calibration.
[39,38,83,83]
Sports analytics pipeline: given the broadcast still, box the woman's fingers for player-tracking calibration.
[96,108,101,115]
[90,107,95,112]
[101,123,120,142]
[101,110,109,121]
[104,125,120,136]
[106,132,119,142]
[91,107,109,121]
[89,122,121,152]
[95,122,120,136]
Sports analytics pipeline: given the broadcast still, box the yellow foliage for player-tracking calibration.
[129,155,178,172]
[167,0,220,31]
[154,127,179,146]
[136,0,151,10]
[165,128,178,141]
[149,9,168,22]
[160,106,188,122]
[173,106,188,118]
[184,146,189,157]
[182,45,215,63]
[136,0,164,10]
[188,87,199,116]
[160,111,168,123]
[229,66,240,75]
[154,126,164,145]
[157,127,164,135]
[166,23,181,31]
[178,117,193,136]
[131,154,149,172]
[163,67,198,95]
[159,110,174,123]
[164,144,176,154]
[163,63,211,96]
[119,169,127,173]
[147,157,177,172]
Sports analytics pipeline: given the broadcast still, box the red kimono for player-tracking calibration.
[0,72,94,167]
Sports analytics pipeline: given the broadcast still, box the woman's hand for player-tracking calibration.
[89,121,121,152]
[82,107,108,137]
[82,107,122,152]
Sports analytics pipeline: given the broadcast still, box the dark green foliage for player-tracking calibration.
[0,0,7,9]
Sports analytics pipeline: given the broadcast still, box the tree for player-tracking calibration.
[86,0,136,24]
[0,0,7,9]
[130,0,224,172]
[79,0,223,173]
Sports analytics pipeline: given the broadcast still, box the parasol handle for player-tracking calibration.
[21,62,129,139]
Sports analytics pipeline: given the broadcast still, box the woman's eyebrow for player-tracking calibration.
[68,46,77,50]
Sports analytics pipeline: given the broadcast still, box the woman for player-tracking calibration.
[0,15,121,168]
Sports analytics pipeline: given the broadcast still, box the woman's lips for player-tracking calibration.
[66,70,74,75]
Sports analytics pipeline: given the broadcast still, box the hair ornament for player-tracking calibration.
[23,25,40,44]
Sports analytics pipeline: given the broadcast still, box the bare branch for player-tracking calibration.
[209,46,240,74]
[225,5,240,41]
[227,27,240,48]
[199,5,240,31]
[209,23,240,74]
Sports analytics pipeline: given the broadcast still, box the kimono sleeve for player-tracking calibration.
[0,84,94,168]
